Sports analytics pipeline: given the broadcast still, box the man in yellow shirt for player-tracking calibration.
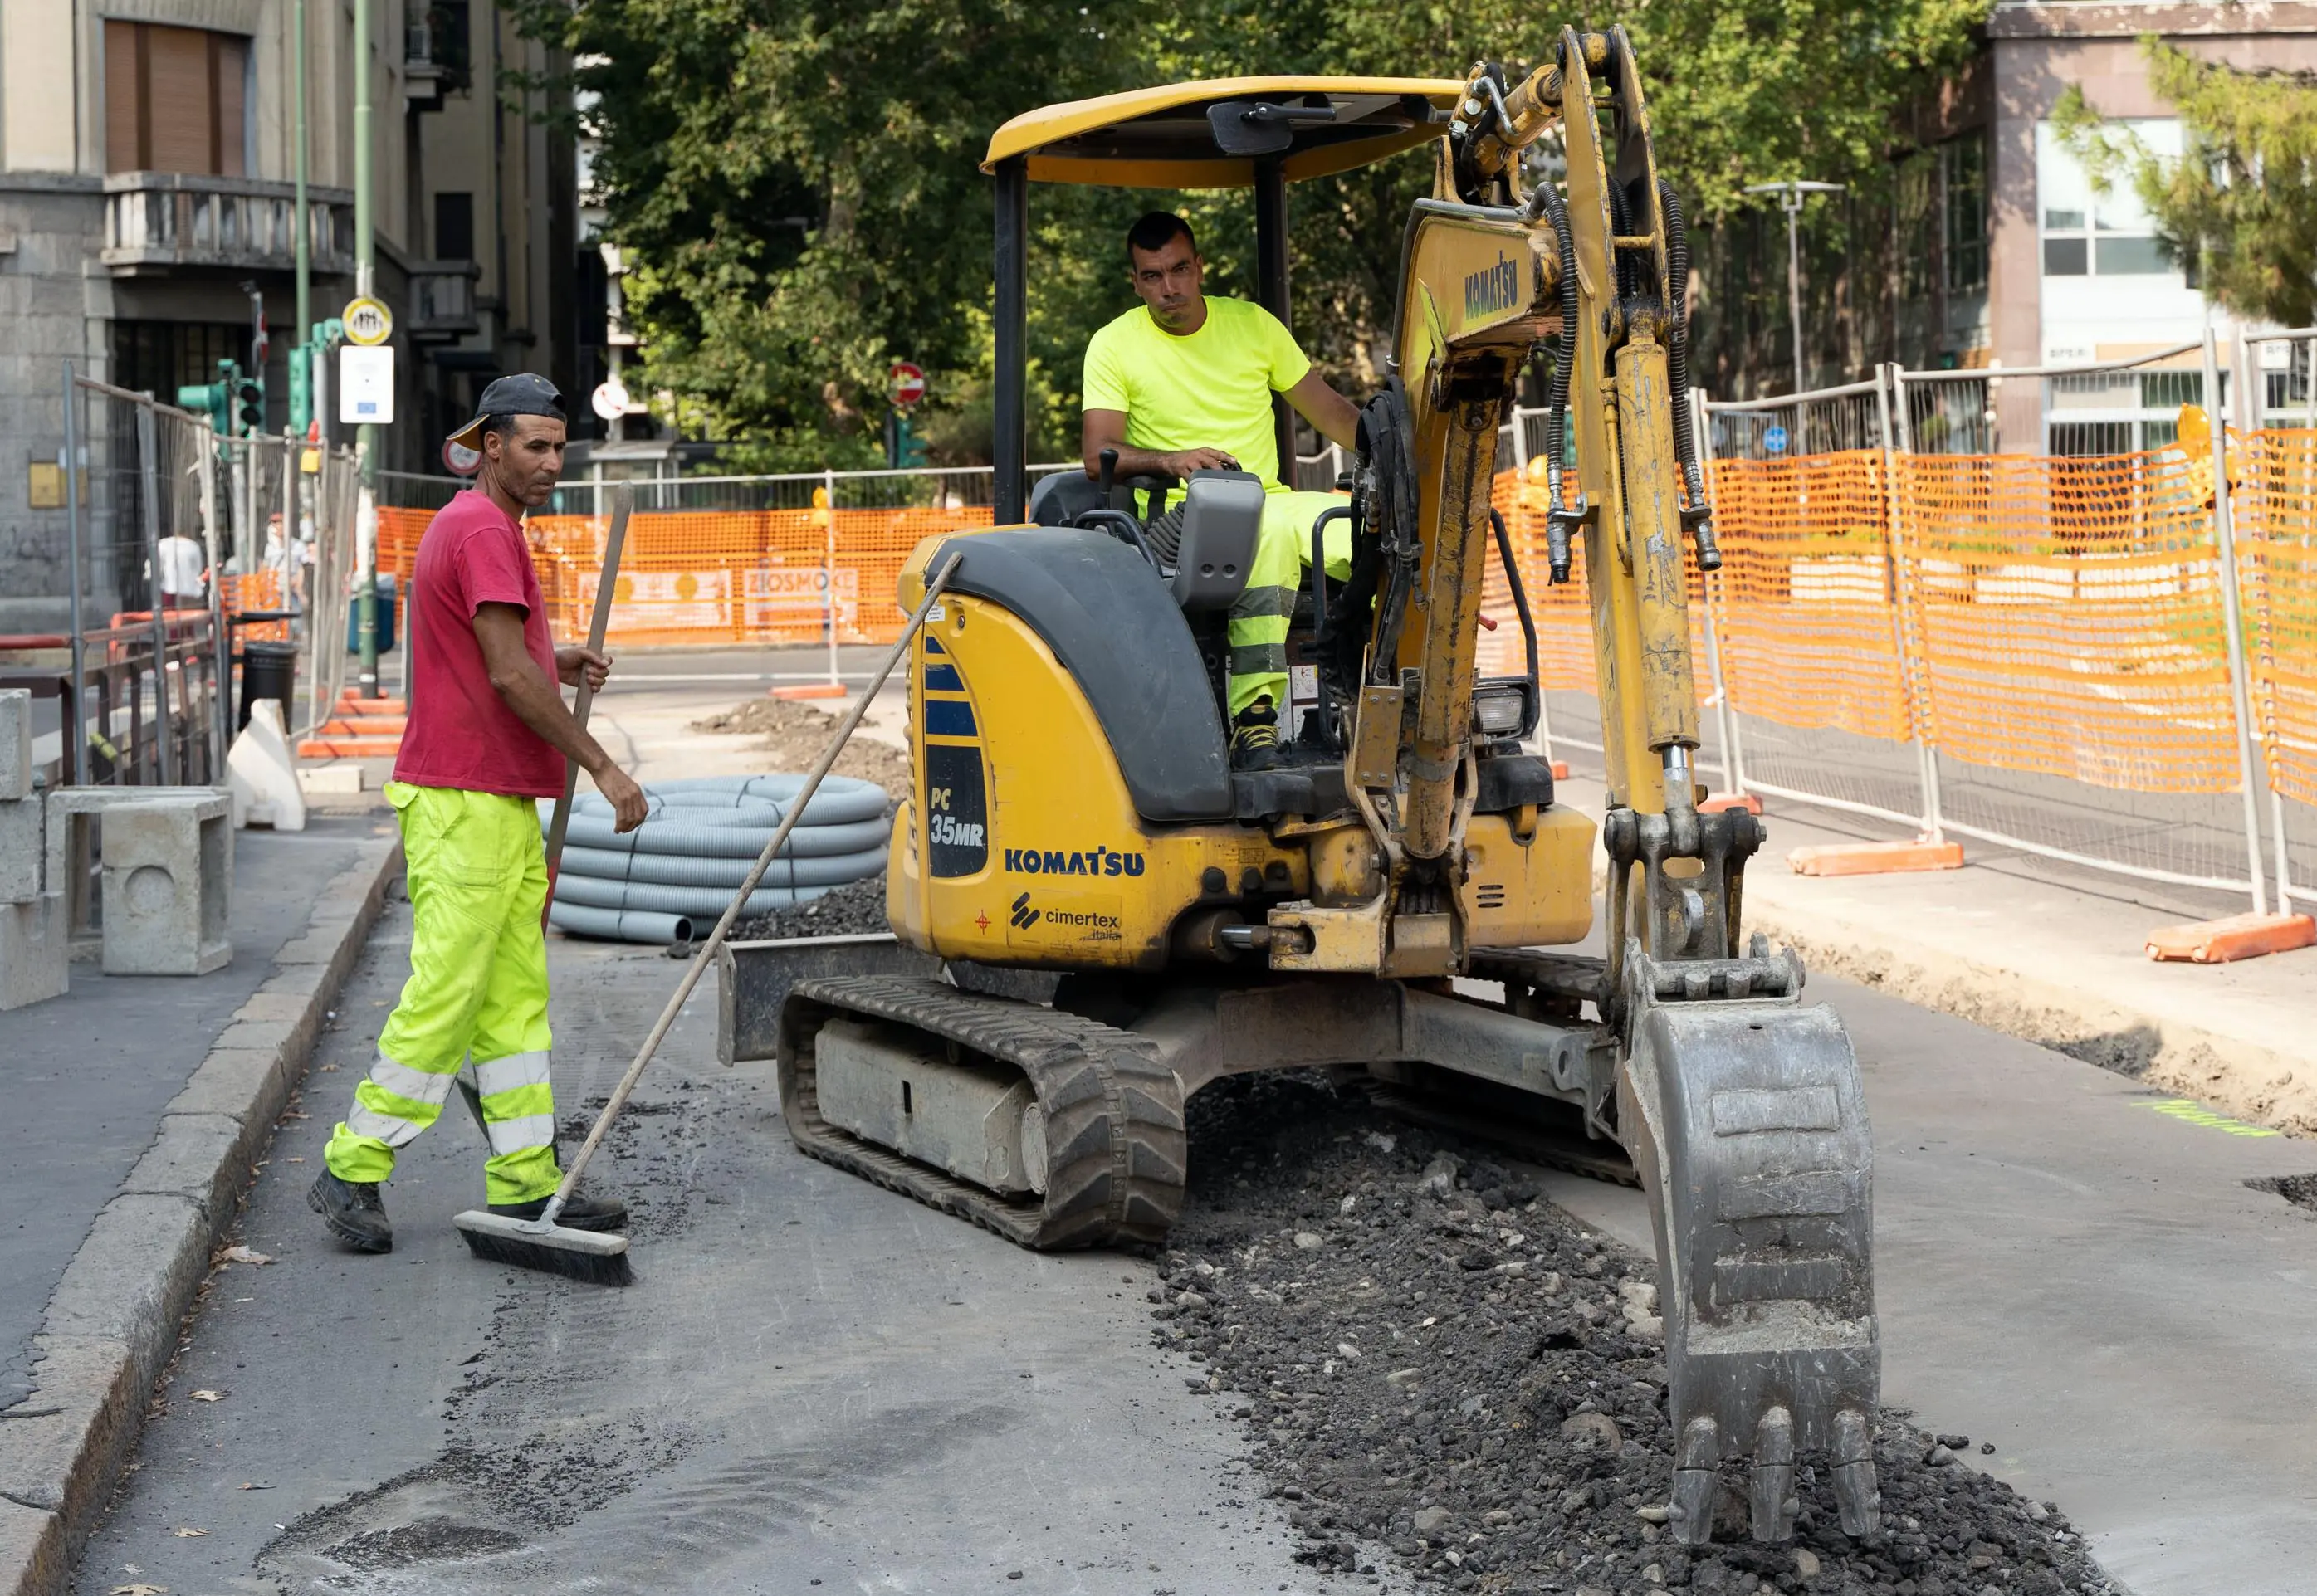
[1082,212,1361,767]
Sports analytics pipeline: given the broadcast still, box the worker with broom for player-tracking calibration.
[310,373,648,1254]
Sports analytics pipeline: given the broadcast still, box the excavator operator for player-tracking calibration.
[1081,211,1361,769]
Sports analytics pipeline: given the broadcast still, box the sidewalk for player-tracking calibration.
[0,815,399,1594]
[1557,767,2316,1132]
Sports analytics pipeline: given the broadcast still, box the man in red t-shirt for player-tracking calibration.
[313,373,648,1254]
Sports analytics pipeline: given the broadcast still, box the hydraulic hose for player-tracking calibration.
[1658,178,1722,571]
[1531,181,1581,583]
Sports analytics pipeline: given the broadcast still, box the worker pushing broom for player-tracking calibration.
[310,373,649,1255]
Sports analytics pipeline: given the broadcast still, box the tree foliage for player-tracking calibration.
[2055,38,2317,329]
[530,0,1988,463]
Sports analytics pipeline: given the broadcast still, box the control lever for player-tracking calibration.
[1099,447,1119,501]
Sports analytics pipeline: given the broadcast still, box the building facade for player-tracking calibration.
[1699,1,2317,447]
[0,0,576,628]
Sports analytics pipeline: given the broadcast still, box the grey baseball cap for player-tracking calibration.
[447,373,567,450]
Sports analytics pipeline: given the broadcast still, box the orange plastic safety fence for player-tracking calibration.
[1488,468,1598,689]
[2241,429,2317,807]
[1895,447,2241,794]
[513,506,998,650]
[375,506,430,586]
[219,570,288,642]
[1706,449,1913,743]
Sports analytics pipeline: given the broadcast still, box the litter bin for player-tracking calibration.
[346,574,398,655]
[239,640,300,731]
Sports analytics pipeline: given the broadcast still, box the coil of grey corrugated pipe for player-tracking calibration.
[545,773,892,944]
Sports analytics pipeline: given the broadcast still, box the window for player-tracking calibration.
[1941,132,1987,294]
[2036,119,2179,277]
[105,22,250,176]
[1894,150,1936,300]
[434,192,475,262]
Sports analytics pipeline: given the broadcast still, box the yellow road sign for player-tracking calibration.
[342,296,393,346]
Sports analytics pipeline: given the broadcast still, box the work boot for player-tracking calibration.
[309,1169,393,1253]
[486,1189,628,1233]
[1230,698,1283,771]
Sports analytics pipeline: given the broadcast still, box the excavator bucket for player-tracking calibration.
[1617,947,1881,1544]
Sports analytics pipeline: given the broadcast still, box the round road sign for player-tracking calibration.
[1762,423,1790,456]
[890,362,927,407]
[442,437,481,476]
[591,380,631,422]
[342,296,393,347]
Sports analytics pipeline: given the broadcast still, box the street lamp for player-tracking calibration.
[1744,180,1845,397]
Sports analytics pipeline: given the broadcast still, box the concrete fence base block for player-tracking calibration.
[0,690,30,803]
[0,795,40,905]
[0,896,67,1012]
[93,794,233,977]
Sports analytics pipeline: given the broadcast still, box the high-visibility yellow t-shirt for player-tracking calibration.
[1081,297,1311,491]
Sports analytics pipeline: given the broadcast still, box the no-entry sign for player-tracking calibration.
[890,362,927,407]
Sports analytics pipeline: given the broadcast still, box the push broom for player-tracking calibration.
[455,548,965,1284]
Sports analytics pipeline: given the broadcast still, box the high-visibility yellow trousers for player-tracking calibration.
[1228,489,1352,717]
[323,782,561,1206]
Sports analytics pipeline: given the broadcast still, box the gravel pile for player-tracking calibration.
[690,870,893,949]
[1156,1071,2121,1596]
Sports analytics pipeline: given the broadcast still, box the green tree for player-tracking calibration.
[2055,38,2317,329]
[533,1,1992,461]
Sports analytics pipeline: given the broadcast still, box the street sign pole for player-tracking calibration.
[352,0,379,699]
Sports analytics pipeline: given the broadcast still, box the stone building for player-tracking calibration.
[0,1,577,629]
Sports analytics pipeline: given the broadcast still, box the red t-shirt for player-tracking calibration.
[393,491,566,799]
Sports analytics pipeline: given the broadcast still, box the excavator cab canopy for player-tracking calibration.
[983,78,1464,520]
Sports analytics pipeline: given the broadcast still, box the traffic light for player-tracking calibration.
[235,375,265,435]
[287,344,311,433]
[887,412,930,469]
[174,359,239,435]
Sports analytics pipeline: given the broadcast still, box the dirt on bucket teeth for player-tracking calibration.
[1154,1070,2122,1596]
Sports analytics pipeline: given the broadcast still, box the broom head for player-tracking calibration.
[454,1207,633,1286]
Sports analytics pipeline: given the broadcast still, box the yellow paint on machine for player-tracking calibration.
[886,534,1596,971]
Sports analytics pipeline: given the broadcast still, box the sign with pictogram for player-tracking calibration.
[591,380,631,422]
[341,296,393,347]
[889,362,927,407]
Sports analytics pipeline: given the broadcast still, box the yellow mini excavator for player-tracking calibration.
[760,28,1881,1545]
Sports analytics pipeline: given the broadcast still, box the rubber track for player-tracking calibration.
[775,975,1187,1250]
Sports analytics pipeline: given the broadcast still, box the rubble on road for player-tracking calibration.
[687,697,912,799]
[689,871,892,951]
[1155,1071,2123,1595]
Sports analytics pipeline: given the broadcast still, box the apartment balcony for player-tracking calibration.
[101,173,354,276]
[408,261,482,340]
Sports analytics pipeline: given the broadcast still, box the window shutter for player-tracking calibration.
[145,25,216,176]
[104,20,146,173]
[214,34,248,177]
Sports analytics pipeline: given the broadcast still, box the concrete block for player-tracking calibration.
[95,793,232,975]
[0,687,29,800]
[0,893,67,1010]
[227,699,306,830]
[43,786,234,943]
[0,792,39,903]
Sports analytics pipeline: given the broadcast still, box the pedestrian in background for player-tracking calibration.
[310,373,648,1253]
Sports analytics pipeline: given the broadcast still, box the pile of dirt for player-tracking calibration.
[1156,1071,2121,1595]
[680,871,893,951]
[688,696,913,801]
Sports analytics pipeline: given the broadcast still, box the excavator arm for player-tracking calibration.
[1329,25,1885,1545]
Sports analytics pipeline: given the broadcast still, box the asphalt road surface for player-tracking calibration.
[66,890,2317,1594]
[71,898,1318,1596]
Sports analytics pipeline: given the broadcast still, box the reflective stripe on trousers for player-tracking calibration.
[1227,489,1353,716]
[324,783,563,1205]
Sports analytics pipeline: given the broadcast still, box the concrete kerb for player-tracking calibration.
[0,834,401,1596]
